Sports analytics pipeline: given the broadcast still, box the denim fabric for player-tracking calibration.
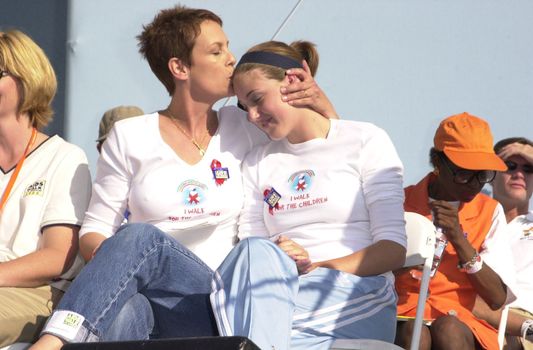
[41,223,218,343]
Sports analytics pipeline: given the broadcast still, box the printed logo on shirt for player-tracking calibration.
[521,226,533,240]
[177,180,208,206]
[23,180,46,197]
[288,170,315,193]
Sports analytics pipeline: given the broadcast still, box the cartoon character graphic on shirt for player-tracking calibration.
[178,180,208,207]
[288,170,314,193]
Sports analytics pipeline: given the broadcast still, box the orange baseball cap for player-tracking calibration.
[434,112,507,171]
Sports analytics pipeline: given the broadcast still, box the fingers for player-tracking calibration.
[429,201,462,238]
[499,143,533,163]
[276,236,309,261]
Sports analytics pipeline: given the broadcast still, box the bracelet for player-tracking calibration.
[522,319,533,341]
[457,251,483,274]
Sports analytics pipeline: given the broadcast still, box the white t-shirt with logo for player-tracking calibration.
[0,135,92,286]
[80,106,267,270]
[239,119,407,274]
[508,211,533,313]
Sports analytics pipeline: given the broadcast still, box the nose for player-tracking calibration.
[227,50,236,67]
[247,107,260,123]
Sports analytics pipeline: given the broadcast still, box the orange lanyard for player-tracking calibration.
[0,128,37,213]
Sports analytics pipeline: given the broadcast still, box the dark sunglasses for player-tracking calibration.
[438,153,496,184]
[504,160,533,174]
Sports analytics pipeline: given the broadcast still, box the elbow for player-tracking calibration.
[486,283,508,310]
[393,246,407,270]
[382,241,406,271]
[489,291,507,311]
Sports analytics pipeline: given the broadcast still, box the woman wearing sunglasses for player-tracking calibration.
[394,113,517,350]
[474,137,533,349]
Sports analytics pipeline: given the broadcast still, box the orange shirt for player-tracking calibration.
[395,173,500,350]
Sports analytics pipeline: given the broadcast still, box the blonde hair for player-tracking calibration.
[234,40,319,81]
[0,30,57,130]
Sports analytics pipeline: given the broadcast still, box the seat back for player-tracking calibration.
[402,212,437,350]
[330,212,437,350]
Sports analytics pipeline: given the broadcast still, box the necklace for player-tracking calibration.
[165,109,209,156]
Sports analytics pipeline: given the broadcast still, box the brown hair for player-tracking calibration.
[137,5,222,95]
[0,30,57,130]
[234,40,319,81]
[494,137,533,154]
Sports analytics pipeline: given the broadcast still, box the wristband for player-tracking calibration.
[457,251,483,274]
[522,319,533,341]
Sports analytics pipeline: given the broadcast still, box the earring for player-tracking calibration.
[433,168,440,176]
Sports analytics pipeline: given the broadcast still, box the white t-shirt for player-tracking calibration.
[508,211,533,312]
[239,119,406,276]
[80,106,267,270]
[0,135,92,286]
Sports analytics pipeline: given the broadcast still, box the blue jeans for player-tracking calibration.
[41,223,218,343]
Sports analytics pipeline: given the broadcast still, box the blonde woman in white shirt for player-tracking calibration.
[0,30,91,347]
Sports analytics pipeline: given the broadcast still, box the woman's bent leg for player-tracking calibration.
[103,294,154,341]
[291,269,397,350]
[211,237,299,350]
[41,223,215,343]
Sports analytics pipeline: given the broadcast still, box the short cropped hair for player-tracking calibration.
[137,5,222,95]
[0,30,57,130]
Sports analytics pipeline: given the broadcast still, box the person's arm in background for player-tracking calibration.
[473,296,531,337]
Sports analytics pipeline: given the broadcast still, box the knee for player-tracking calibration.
[233,237,296,274]
[109,223,166,247]
[395,320,431,350]
[430,315,473,347]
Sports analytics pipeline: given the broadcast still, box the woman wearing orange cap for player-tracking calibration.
[394,112,516,350]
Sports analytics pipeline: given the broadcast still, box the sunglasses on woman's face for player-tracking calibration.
[504,161,533,174]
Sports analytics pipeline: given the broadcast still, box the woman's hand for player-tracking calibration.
[429,200,463,243]
[276,235,315,275]
[498,142,533,163]
[280,60,338,119]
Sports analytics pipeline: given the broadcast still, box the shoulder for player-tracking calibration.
[218,106,269,147]
[468,192,499,213]
[333,120,391,145]
[113,112,158,135]
[46,136,89,164]
[335,119,383,134]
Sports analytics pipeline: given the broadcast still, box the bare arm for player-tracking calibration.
[79,232,107,262]
[0,224,79,287]
[473,296,529,336]
[431,201,507,309]
[314,240,406,276]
